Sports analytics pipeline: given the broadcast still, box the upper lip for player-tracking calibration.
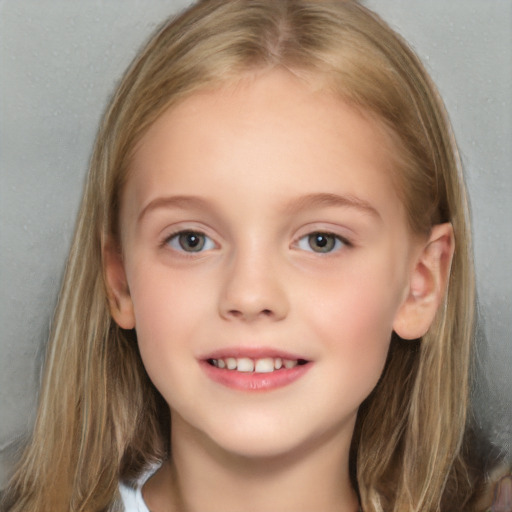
[199,346,310,362]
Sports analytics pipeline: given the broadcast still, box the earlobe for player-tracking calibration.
[102,236,135,330]
[393,223,454,340]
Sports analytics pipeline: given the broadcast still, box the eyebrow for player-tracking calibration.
[137,192,381,223]
[138,195,212,223]
[282,192,381,219]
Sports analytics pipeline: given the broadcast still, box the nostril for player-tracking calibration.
[226,308,273,320]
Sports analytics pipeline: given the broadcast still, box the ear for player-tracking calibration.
[102,236,135,330]
[393,223,454,340]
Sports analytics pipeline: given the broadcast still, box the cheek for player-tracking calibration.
[126,268,218,416]
[307,256,403,339]
[321,301,390,406]
[302,259,405,396]
[126,263,212,373]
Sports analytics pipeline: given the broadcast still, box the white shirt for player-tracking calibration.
[119,467,156,512]
[119,481,150,512]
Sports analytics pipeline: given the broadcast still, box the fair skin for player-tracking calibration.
[105,69,454,512]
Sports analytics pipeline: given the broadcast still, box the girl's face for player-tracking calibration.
[114,69,421,459]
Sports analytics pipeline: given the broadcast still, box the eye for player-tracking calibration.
[166,230,215,253]
[297,232,346,253]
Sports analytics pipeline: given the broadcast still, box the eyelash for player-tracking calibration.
[162,229,351,255]
[296,232,351,254]
[163,230,216,253]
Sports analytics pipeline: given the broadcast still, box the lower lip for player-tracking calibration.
[200,361,312,391]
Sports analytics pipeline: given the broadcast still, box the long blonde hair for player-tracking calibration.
[3,1,481,511]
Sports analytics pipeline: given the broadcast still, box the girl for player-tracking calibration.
[2,1,509,511]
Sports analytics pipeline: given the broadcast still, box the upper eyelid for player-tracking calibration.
[162,228,210,245]
[161,224,217,242]
[295,232,349,251]
[292,227,353,246]
[163,230,218,255]
[165,228,213,239]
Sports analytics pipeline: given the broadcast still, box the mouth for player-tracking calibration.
[200,350,312,391]
[206,356,309,373]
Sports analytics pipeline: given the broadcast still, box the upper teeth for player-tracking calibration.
[209,357,300,373]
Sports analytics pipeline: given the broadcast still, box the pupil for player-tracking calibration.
[315,234,327,247]
[187,234,199,246]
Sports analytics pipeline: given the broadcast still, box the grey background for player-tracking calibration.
[0,0,511,488]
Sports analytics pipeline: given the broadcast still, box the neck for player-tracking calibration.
[143,413,360,512]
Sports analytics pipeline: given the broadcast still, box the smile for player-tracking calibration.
[201,350,312,391]
[207,356,308,373]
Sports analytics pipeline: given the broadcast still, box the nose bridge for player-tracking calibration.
[219,235,289,322]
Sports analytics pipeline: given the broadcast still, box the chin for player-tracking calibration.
[180,407,311,461]
[201,410,346,463]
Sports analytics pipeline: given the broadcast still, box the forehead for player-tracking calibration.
[125,69,403,224]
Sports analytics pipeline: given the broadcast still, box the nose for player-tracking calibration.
[218,247,289,322]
